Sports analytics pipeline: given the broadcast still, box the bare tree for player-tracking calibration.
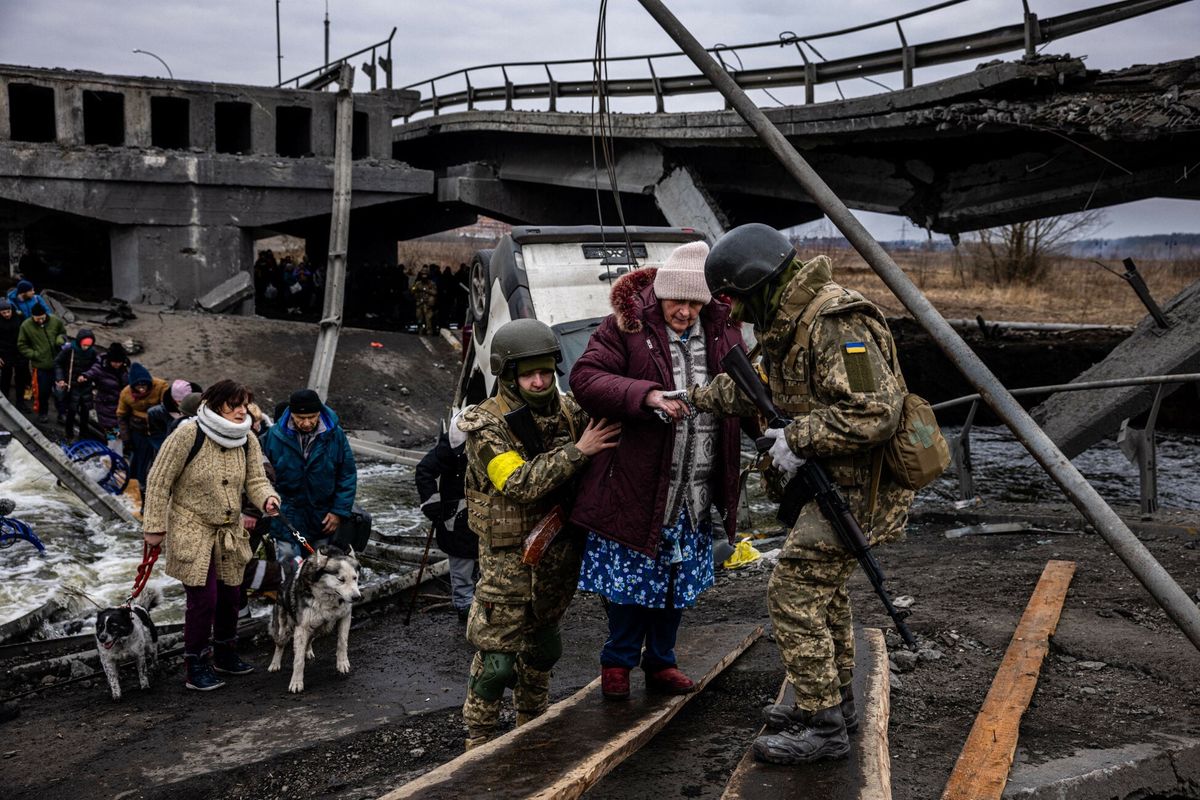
[959,210,1107,285]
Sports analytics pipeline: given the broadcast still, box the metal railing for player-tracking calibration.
[400,0,1189,117]
[933,374,1200,515]
[278,27,396,91]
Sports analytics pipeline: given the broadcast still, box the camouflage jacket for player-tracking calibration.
[412,277,438,308]
[458,391,590,550]
[692,255,912,551]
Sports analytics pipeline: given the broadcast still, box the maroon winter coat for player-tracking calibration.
[569,268,745,557]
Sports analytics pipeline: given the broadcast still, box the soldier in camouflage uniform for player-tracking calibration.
[689,223,913,765]
[412,266,438,335]
[456,318,621,749]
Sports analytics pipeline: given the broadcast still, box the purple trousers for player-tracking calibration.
[183,560,241,655]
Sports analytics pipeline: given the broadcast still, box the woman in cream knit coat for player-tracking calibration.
[142,379,280,692]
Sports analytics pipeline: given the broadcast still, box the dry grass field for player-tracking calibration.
[798,244,1200,325]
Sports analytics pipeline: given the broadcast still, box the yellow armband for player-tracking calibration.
[487,450,526,491]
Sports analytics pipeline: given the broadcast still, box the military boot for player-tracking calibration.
[762,685,858,733]
[462,689,501,750]
[514,661,551,726]
[752,705,850,765]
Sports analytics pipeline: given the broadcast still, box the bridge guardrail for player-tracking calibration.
[399,0,1190,118]
[934,373,1200,516]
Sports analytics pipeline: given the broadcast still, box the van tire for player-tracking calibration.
[468,249,494,339]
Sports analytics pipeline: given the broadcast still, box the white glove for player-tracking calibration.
[762,427,804,478]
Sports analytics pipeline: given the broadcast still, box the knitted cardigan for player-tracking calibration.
[142,420,275,587]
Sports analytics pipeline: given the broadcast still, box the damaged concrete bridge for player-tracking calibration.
[0,0,1197,310]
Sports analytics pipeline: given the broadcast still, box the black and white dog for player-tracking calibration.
[95,587,160,700]
[268,545,361,693]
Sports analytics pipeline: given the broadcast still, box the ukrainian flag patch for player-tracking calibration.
[841,341,876,392]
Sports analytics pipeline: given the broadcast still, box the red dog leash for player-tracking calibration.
[125,541,161,606]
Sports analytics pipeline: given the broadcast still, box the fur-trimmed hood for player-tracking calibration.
[608,267,658,334]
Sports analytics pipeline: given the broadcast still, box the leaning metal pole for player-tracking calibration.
[636,0,1200,652]
[308,63,354,400]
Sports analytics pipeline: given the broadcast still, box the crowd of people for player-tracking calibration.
[9,222,916,770]
[252,250,469,334]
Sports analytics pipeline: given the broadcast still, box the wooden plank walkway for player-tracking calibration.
[721,627,892,800]
[941,560,1076,800]
[379,622,763,800]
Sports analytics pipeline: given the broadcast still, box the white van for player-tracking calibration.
[454,225,707,407]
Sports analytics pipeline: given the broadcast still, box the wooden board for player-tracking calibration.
[379,622,763,800]
[941,560,1076,800]
[721,627,892,800]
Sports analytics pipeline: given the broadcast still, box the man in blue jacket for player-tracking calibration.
[6,280,47,320]
[262,388,358,561]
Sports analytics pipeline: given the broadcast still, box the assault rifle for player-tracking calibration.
[720,345,918,648]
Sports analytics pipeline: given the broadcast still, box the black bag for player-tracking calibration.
[333,507,372,553]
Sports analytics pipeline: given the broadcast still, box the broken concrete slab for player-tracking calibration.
[1004,736,1200,799]
[195,270,253,314]
[1033,279,1200,458]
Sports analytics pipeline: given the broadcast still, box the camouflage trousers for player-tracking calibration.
[768,551,858,714]
[417,305,436,334]
[462,536,583,737]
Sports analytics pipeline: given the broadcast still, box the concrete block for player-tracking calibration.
[1004,736,1200,799]
[195,270,253,313]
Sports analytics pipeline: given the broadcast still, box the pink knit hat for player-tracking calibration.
[654,241,712,304]
[171,379,192,404]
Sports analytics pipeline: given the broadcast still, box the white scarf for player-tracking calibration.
[196,402,253,449]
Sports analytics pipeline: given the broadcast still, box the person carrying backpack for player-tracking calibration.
[688,223,916,766]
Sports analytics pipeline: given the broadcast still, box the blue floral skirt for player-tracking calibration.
[578,508,714,609]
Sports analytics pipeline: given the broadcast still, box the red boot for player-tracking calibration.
[646,666,695,695]
[601,666,631,700]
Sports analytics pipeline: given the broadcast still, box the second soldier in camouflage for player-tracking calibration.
[456,318,621,749]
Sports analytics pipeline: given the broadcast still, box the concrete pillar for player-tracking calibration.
[110,224,253,310]
[313,101,335,158]
[191,95,215,152]
[125,88,151,148]
[653,166,728,243]
[0,77,10,141]
[57,84,83,146]
[251,101,274,156]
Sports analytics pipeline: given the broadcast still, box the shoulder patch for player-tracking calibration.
[456,405,500,433]
[842,344,876,393]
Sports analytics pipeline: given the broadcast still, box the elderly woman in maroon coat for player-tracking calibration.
[570,240,746,700]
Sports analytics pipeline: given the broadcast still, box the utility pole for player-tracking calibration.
[324,0,330,68]
[275,0,283,85]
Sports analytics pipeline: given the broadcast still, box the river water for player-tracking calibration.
[0,443,424,633]
[1,427,1195,635]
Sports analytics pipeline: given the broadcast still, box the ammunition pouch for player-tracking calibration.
[466,488,551,549]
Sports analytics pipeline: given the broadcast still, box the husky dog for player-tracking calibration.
[268,545,362,693]
[95,587,161,700]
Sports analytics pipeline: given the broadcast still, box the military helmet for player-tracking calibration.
[489,318,561,376]
[704,223,796,295]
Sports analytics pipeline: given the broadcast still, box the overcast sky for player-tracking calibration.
[1,0,1197,239]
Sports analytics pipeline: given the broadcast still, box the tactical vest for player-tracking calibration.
[761,272,901,490]
[464,394,580,549]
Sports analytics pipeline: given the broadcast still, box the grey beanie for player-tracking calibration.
[654,241,712,305]
[0,298,11,311]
